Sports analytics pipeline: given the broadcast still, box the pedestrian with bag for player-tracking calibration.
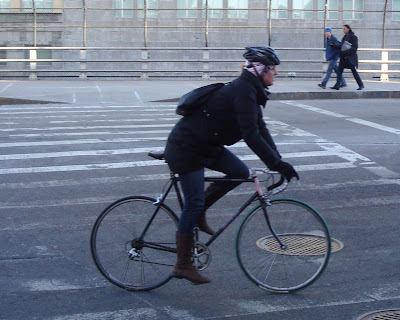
[318,27,346,89]
[330,24,364,90]
[163,46,299,285]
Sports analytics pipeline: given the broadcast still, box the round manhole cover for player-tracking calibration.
[356,309,400,320]
[256,234,343,256]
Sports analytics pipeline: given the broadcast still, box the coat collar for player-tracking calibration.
[240,69,270,107]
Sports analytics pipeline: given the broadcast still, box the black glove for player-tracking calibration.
[273,161,299,182]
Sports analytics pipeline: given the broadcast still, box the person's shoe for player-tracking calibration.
[173,232,211,284]
[357,85,364,90]
[340,84,347,88]
[318,83,326,89]
[330,86,340,90]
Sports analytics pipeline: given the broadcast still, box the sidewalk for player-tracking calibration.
[0,79,399,105]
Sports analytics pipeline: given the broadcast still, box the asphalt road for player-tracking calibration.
[0,82,399,320]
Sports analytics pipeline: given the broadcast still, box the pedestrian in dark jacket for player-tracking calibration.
[164,46,299,285]
[318,27,346,89]
[330,25,364,90]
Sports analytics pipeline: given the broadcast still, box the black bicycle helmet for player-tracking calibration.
[243,46,280,66]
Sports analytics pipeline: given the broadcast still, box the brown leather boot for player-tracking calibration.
[173,232,211,284]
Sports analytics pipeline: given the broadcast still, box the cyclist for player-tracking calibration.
[164,46,299,284]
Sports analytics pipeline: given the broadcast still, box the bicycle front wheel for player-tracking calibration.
[236,199,331,293]
[90,196,178,291]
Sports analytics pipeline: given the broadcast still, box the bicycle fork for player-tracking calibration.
[261,200,287,250]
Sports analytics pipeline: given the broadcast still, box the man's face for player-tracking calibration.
[325,31,332,38]
[343,26,350,34]
[262,66,278,87]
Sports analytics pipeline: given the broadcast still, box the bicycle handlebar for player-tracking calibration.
[267,175,285,191]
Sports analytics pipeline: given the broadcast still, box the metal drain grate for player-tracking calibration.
[257,234,343,256]
[356,309,400,320]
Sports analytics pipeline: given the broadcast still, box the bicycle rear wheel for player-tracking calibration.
[90,196,178,291]
[236,198,331,293]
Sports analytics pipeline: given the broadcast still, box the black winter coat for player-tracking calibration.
[338,32,359,68]
[164,70,281,174]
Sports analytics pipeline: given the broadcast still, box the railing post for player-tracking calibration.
[29,49,37,80]
[80,49,87,79]
[141,49,149,79]
[202,49,210,80]
[380,51,389,82]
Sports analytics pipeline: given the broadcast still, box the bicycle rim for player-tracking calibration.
[90,196,178,291]
[236,199,331,293]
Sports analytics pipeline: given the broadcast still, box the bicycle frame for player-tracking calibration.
[138,171,286,250]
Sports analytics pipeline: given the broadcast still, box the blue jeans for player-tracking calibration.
[322,59,346,87]
[177,147,249,234]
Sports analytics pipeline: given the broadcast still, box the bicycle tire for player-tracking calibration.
[236,198,331,293]
[90,196,178,291]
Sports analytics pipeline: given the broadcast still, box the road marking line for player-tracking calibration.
[347,118,400,135]
[0,123,173,132]
[282,101,348,118]
[0,159,355,175]
[134,91,143,103]
[0,105,147,110]
[0,83,12,94]
[280,100,400,135]
[0,137,167,148]
[0,108,176,115]
[0,149,336,161]
[6,131,170,138]
[48,117,178,124]
[0,146,166,160]
[364,166,399,178]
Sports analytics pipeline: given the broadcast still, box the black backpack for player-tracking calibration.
[176,83,225,116]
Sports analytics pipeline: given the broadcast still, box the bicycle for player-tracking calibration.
[90,152,331,293]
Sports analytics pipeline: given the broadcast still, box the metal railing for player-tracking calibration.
[0,47,399,81]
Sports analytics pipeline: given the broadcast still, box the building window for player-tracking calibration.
[393,0,400,21]
[114,0,133,18]
[22,0,54,13]
[0,0,10,13]
[269,0,288,19]
[227,0,248,19]
[293,0,313,19]
[177,0,198,18]
[343,0,363,20]
[138,0,158,18]
[203,0,223,19]
[318,0,338,20]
